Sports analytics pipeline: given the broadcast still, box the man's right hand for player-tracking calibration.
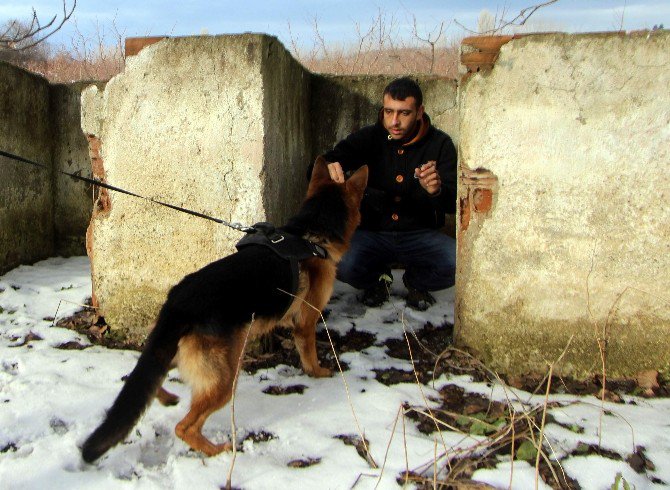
[327,161,345,183]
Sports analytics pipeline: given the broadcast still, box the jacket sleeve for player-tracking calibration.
[416,133,457,215]
[321,125,377,173]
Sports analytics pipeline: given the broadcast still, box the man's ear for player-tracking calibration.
[417,104,425,121]
[345,165,368,200]
[307,156,331,196]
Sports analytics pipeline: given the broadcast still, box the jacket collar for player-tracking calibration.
[377,110,432,146]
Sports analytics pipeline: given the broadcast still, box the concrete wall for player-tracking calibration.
[0,62,54,274]
[261,39,312,224]
[82,34,311,341]
[456,31,670,378]
[0,62,95,274]
[4,31,668,378]
[51,81,104,256]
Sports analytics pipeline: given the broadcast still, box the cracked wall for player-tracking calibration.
[456,31,670,378]
[81,35,310,341]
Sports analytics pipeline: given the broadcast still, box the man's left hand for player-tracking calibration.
[415,160,441,195]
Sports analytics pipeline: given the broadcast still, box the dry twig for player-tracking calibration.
[225,314,255,490]
[1,0,76,51]
[454,0,559,35]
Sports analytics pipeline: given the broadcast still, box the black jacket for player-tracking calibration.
[322,114,457,231]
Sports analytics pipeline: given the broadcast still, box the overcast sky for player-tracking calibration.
[2,0,668,50]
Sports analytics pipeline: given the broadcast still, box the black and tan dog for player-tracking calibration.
[81,159,368,462]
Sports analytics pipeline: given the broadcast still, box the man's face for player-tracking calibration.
[382,94,424,140]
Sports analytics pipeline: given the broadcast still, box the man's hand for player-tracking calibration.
[415,160,441,195]
[327,161,345,183]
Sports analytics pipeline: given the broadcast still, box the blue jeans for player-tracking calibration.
[337,229,456,291]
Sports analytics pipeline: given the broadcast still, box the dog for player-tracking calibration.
[81,158,368,462]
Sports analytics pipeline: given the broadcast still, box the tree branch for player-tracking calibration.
[0,0,76,51]
[455,0,559,35]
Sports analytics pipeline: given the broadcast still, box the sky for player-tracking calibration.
[1,256,670,488]
[1,0,669,52]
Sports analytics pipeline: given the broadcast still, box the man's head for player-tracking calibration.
[382,77,425,141]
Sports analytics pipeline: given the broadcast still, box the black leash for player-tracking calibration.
[0,148,256,234]
[1,148,329,260]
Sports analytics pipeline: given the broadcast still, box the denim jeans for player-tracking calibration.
[337,229,456,292]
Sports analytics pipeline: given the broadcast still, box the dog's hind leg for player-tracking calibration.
[174,332,245,456]
[156,360,180,406]
[175,387,234,456]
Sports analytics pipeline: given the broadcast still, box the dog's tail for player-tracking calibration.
[81,310,185,463]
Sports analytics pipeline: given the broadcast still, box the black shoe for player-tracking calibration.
[360,276,392,307]
[405,286,436,311]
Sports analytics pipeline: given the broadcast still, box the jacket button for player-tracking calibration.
[391,213,399,221]
[395,174,404,183]
[397,148,404,155]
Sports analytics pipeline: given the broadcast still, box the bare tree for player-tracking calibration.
[411,16,447,74]
[0,20,51,64]
[0,0,76,52]
[613,0,627,32]
[477,10,497,34]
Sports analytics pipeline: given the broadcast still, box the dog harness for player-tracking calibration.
[235,222,328,297]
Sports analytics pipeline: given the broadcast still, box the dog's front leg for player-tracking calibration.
[293,305,332,378]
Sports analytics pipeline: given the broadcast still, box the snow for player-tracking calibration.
[1,257,669,489]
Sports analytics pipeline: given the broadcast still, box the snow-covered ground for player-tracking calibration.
[1,257,669,489]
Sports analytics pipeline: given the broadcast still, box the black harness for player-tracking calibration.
[235,223,328,297]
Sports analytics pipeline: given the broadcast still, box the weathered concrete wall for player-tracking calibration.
[310,74,459,159]
[0,62,95,274]
[456,31,670,378]
[51,81,102,256]
[0,62,54,274]
[82,34,310,341]
[261,39,311,224]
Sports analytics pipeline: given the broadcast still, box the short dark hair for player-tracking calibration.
[383,77,423,108]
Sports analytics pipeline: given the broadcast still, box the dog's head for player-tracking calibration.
[287,157,367,261]
[308,156,368,232]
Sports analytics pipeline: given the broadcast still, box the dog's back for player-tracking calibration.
[169,246,295,330]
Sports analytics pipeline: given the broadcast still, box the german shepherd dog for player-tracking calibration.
[81,159,368,462]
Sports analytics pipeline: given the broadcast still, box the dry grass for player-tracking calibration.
[12,39,460,83]
[297,45,460,78]
[18,47,123,83]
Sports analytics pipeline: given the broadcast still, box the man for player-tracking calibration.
[321,76,457,311]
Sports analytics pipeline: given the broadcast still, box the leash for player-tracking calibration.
[1,148,329,260]
[0,148,256,234]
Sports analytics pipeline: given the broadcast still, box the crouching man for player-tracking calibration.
[320,77,457,310]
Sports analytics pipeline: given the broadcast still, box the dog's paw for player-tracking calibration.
[307,366,333,378]
[204,441,233,457]
[156,387,180,406]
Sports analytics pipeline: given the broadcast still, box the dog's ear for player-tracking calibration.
[345,165,368,201]
[307,156,331,196]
